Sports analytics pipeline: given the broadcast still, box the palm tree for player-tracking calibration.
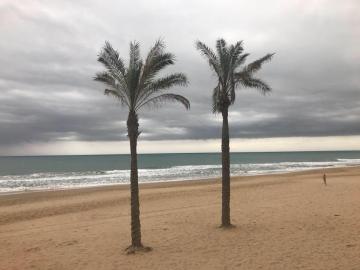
[94,40,190,252]
[196,39,273,227]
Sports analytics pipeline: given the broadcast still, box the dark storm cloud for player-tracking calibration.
[0,0,359,150]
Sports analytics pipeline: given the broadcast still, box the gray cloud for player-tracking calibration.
[0,0,359,152]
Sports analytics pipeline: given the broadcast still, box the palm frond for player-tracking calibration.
[242,53,275,74]
[97,41,126,77]
[126,41,143,108]
[234,53,249,69]
[104,89,130,106]
[147,39,165,59]
[195,41,222,79]
[148,53,175,77]
[135,73,188,109]
[216,38,227,58]
[229,41,244,69]
[94,71,116,87]
[138,93,190,110]
[148,73,188,91]
[216,39,231,81]
[129,41,141,68]
[96,42,129,102]
[139,39,163,85]
[237,75,271,94]
[139,46,176,94]
[135,40,179,106]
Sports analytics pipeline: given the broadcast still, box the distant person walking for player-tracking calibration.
[323,174,327,186]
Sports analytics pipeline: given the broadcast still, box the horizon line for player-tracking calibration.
[1,149,360,158]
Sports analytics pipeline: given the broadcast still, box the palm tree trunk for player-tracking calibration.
[221,107,231,227]
[127,111,142,247]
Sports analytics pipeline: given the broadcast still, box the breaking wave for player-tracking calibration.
[1,158,359,193]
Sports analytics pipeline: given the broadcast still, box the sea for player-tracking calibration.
[0,151,360,193]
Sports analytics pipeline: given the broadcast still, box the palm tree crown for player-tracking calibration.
[196,39,274,113]
[95,39,190,112]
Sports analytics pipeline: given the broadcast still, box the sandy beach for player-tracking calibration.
[0,166,359,270]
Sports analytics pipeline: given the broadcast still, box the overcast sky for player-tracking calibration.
[0,0,359,155]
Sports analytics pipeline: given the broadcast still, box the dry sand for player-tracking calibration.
[0,166,359,270]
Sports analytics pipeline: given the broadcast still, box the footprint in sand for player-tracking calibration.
[56,240,79,247]
[25,246,40,252]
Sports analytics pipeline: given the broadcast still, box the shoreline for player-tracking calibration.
[1,164,358,197]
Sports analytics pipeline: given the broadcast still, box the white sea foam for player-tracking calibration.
[0,158,358,193]
[337,158,360,163]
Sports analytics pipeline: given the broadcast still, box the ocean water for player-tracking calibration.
[0,151,360,193]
